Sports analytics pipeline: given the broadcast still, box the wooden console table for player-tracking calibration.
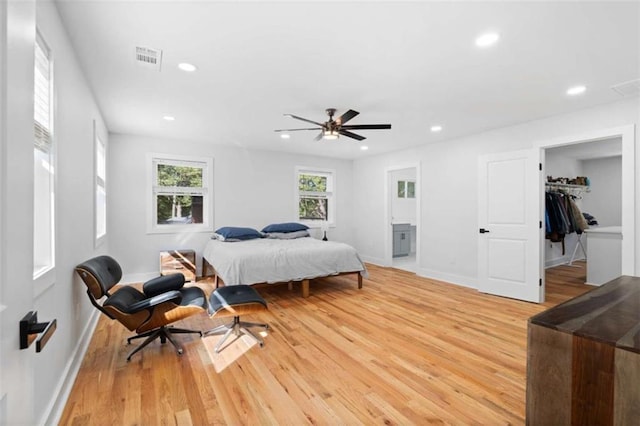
[526,275,640,425]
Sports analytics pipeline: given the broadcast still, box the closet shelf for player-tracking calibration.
[545,182,590,192]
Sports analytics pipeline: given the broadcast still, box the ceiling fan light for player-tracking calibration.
[323,129,339,140]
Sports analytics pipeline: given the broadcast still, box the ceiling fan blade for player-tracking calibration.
[274,127,322,132]
[336,109,359,125]
[340,124,392,130]
[313,131,324,141]
[284,114,325,127]
[339,129,366,141]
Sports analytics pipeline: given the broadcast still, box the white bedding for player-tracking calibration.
[203,237,368,285]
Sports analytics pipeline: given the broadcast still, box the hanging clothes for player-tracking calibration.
[545,190,589,254]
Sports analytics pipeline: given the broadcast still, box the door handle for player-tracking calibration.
[479,228,490,234]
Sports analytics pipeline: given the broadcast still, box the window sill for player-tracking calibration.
[33,267,56,298]
[300,222,335,229]
[147,224,213,235]
[95,233,106,249]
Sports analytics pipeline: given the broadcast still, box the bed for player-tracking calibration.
[202,237,368,298]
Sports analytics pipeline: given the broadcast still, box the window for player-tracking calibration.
[148,154,213,233]
[296,167,335,226]
[95,129,106,244]
[397,180,415,198]
[33,32,55,278]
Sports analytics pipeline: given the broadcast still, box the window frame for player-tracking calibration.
[397,180,416,199]
[94,121,106,247]
[147,153,214,234]
[33,30,56,285]
[295,166,336,227]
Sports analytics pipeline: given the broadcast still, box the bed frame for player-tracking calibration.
[202,257,363,298]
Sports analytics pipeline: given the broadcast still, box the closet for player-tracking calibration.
[544,138,623,284]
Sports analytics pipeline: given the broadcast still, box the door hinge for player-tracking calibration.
[539,220,542,229]
[539,163,542,171]
[539,278,542,287]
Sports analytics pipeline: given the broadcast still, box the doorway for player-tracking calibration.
[385,164,420,273]
[537,125,635,299]
[543,137,622,289]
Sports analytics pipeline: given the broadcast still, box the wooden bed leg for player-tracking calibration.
[301,279,309,298]
[358,273,363,289]
[202,258,209,278]
[288,281,293,291]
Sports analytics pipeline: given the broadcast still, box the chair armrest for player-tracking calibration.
[143,274,185,297]
[125,290,183,313]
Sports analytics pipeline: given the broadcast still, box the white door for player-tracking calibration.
[478,149,542,303]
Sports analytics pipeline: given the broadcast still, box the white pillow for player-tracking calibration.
[265,230,310,239]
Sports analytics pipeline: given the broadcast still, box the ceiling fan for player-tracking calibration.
[274,108,391,141]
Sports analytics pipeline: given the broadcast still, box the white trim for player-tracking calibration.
[418,268,478,290]
[41,309,100,426]
[33,267,56,298]
[358,255,386,267]
[534,124,636,277]
[384,163,421,268]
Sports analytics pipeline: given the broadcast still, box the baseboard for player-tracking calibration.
[417,268,478,290]
[359,255,388,268]
[41,309,100,426]
[545,256,586,269]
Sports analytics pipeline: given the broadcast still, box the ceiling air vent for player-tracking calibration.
[611,79,640,97]
[135,46,162,71]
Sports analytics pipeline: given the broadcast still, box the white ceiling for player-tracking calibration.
[55,1,640,160]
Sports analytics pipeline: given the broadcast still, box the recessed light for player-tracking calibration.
[430,125,442,132]
[566,85,586,96]
[280,134,290,139]
[163,115,175,121]
[178,63,197,72]
[360,145,369,151]
[475,32,500,48]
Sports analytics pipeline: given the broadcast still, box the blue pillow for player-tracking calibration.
[261,222,309,233]
[214,226,263,241]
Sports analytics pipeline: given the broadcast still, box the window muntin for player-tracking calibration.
[149,155,212,233]
[33,32,55,278]
[296,168,335,225]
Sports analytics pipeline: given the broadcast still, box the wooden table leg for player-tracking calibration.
[357,273,363,289]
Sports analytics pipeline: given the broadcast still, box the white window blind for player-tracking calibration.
[34,34,51,153]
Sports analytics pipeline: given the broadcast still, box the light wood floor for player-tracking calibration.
[60,262,590,425]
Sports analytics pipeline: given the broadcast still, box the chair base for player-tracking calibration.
[204,316,269,353]
[126,326,202,361]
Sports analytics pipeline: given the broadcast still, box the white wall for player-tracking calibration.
[581,156,622,227]
[353,98,639,287]
[109,134,354,281]
[0,1,109,424]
